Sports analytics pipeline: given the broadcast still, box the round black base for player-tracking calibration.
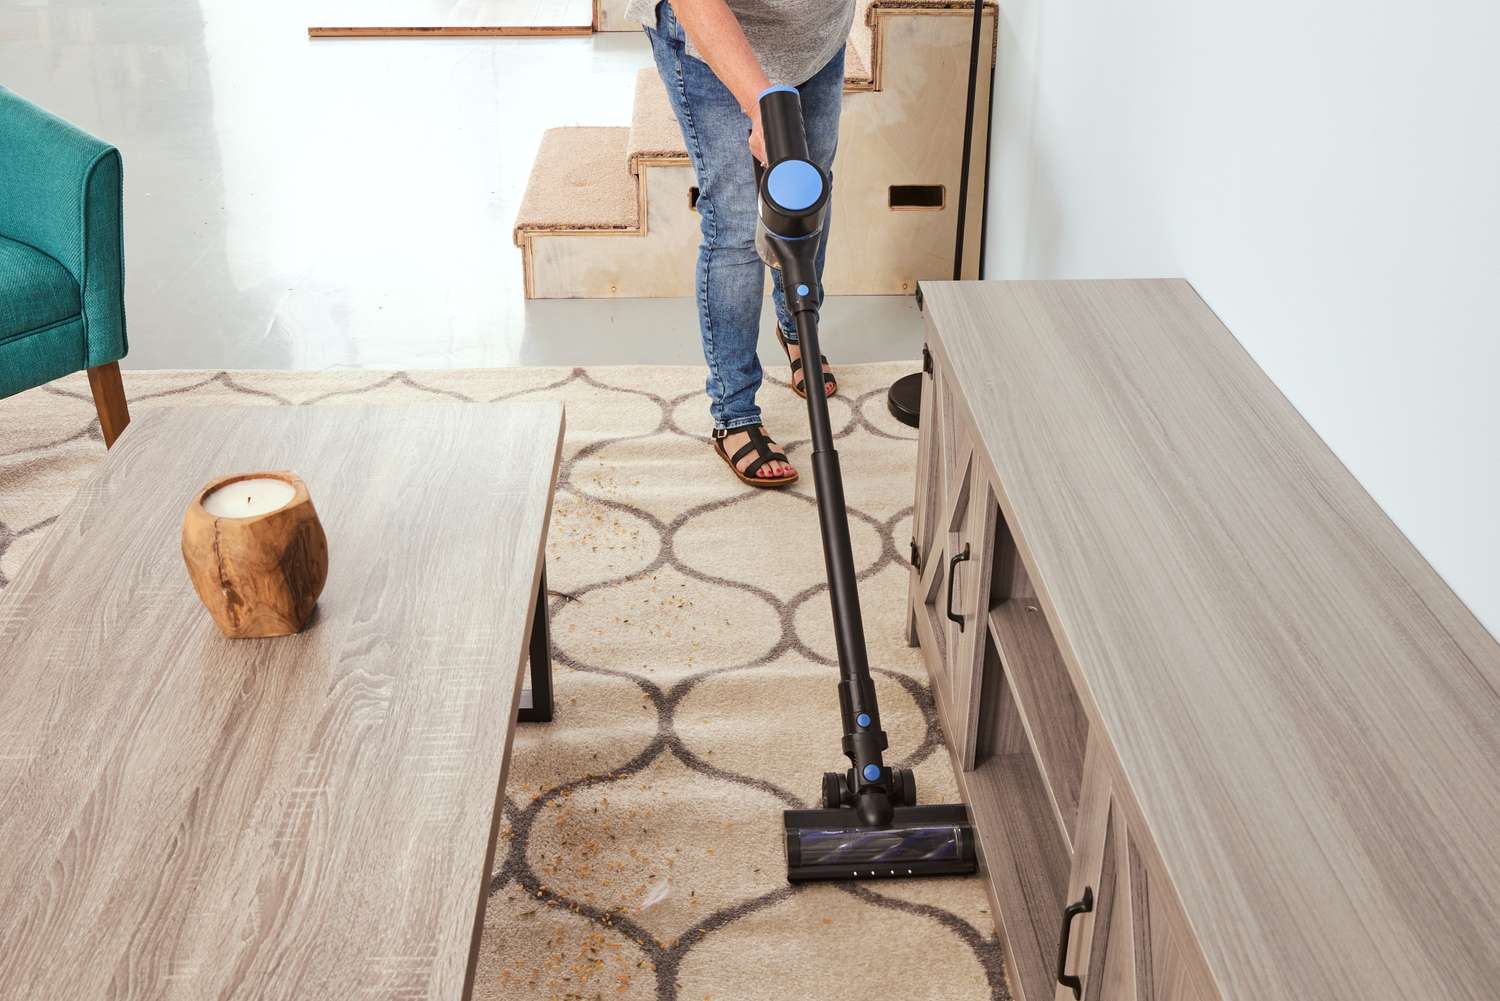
[886,371,923,428]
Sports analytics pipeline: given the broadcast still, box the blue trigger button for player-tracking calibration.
[796,283,810,297]
[856,713,871,728]
[862,764,882,782]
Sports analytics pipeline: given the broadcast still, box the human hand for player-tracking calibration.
[748,103,767,166]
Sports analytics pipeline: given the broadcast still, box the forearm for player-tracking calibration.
[667,0,770,113]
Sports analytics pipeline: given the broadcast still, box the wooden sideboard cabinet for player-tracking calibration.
[907,280,1500,1001]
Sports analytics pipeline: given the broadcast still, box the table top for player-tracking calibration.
[921,280,1500,1001]
[0,402,564,1000]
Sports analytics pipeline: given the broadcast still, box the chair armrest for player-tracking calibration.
[0,86,127,368]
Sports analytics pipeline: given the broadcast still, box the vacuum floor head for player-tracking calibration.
[784,804,977,882]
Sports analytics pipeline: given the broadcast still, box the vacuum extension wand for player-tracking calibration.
[754,85,977,882]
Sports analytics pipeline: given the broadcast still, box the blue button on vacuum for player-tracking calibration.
[856,713,871,728]
[767,159,824,211]
[797,283,810,297]
[863,764,881,782]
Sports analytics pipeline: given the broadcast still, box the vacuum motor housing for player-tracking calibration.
[753,85,830,273]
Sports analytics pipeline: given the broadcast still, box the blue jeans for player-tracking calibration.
[646,1,843,431]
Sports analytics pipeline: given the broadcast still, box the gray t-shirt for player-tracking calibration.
[628,0,855,87]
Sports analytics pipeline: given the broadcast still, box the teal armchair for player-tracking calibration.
[1,86,129,445]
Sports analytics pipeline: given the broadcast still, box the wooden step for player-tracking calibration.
[514,127,638,237]
[516,1,997,298]
[625,69,687,173]
[593,0,633,31]
[622,32,880,178]
[847,0,875,86]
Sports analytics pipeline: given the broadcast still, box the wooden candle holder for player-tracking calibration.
[181,471,329,638]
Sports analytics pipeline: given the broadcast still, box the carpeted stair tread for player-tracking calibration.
[514,127,638,239]
[516,0,1001,291]
[625,69,688,172]
[846,0,875,84]
[845,36,871,83]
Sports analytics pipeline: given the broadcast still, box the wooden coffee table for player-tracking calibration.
[0,402,564,1000]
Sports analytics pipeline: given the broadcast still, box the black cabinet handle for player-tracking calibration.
[946,543,971,630]
[1056,886,1094,999]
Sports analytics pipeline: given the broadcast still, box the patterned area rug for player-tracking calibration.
[0,364,1007,1001]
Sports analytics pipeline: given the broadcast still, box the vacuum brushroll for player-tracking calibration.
[784,805,977,882]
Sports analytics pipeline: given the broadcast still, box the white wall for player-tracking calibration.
[984,0,1500,634]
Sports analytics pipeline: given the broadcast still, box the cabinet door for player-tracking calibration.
[1056,736,1117,1001]
[910,353,996,764]
[1122,830,1220,1001]
[1081,807,1135,1001]
[908,346,942,643]
[948,471,997,766]
[1058,739,1220,1001]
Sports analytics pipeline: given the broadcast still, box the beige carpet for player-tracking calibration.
[0,363,1007,1001]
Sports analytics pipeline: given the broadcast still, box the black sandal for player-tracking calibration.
[712,425,799,488]
[776,327,837,399]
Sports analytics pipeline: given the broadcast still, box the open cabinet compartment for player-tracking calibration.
[983,504,1090,845]
[966,634,1072,1001]
[959,502,1096,1001]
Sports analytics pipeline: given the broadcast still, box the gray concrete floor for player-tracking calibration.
[2,1,925,371]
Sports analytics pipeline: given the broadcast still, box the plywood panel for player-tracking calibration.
[594,0,635,31]
[523,9,995,297]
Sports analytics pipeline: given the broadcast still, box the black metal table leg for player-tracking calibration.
[518,564,554,723]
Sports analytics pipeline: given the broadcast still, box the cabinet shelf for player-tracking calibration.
[986,600,1089,846]
[965,750,1070,1001]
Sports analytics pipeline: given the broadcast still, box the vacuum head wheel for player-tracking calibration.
[821,768,917,809]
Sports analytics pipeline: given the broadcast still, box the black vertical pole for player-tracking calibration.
[951,0,984,282]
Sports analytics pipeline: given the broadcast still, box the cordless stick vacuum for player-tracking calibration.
[753,85,978,882]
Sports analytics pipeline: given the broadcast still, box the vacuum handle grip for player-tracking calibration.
[757,85,809,165]
[1055,886,1094,999]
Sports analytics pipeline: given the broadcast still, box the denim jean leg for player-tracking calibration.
[647,2,766,430]
[772,47,846,341]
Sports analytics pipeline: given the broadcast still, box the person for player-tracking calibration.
[628,0,855,488]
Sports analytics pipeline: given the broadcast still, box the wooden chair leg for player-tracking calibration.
[86,361,130,448]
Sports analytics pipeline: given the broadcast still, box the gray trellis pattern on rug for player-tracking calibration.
[0,364,1008,1001]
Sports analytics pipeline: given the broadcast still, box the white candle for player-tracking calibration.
[202,477,296,519]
